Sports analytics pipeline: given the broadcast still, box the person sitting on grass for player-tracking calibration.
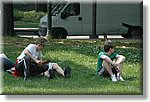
[13,37,71,81]
[0,53,15,72]
[96,40,125,82]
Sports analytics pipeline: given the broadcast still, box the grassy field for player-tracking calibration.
[14,21,39,28]
[2,37,143,95]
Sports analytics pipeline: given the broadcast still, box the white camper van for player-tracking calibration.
[39,0,143,38]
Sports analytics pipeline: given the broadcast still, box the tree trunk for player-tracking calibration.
[90,0,98,39]
[3,2,15,36]
[46,1,52,39]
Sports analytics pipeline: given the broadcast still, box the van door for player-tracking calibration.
[82,3,93,35]
[59,3,82,35]
[97,3,122,34]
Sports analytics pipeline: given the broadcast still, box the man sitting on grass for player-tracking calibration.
[13,37,71,81]
[96,40,125,82]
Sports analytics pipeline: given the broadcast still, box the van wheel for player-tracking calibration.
[121,34,131,38]
[128,27,142,39]
[52,29,67,39]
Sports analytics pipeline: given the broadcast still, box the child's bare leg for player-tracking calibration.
[44,70,50,77]
[102,60,113,76]
[52,63,65,77]
[116,64,122,74]
[116,63,124,81]
[103,60,117,82]
[115,58,124,74]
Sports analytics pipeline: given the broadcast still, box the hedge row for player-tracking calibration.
[14,9,46,23]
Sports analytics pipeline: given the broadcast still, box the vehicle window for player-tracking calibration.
[52,1,67,15]
[64,3,80,16]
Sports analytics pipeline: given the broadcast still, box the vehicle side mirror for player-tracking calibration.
[61,12,69,19]
[61,12,67,19]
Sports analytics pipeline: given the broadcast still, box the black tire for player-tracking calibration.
[121,34,131,38]
[128,27,143,39]
[52,29,67,39]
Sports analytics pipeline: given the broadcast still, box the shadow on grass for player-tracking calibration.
[3,59,114,95]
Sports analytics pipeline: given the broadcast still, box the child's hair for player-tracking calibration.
[36,37,47,45]
[104,40,115,52]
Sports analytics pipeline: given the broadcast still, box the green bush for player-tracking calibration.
[13,10,46,23]
[13,9,24,21]
[22,10,46,23]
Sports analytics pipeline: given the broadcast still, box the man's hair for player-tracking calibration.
[104,40,115,52]
[36,37,47,45]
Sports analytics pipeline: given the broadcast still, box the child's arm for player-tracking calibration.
[115,55,125,67]
[24,49,40,64]
[115,55,126,65]
[41,60,51,64]
[100,55,115,66]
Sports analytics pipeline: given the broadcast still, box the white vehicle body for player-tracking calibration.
[39,0,143,38]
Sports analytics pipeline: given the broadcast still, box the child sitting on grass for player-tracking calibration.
[96,40,125,82]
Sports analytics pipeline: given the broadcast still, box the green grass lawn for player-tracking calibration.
[2,37,143,95]
[14,21,39,28]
